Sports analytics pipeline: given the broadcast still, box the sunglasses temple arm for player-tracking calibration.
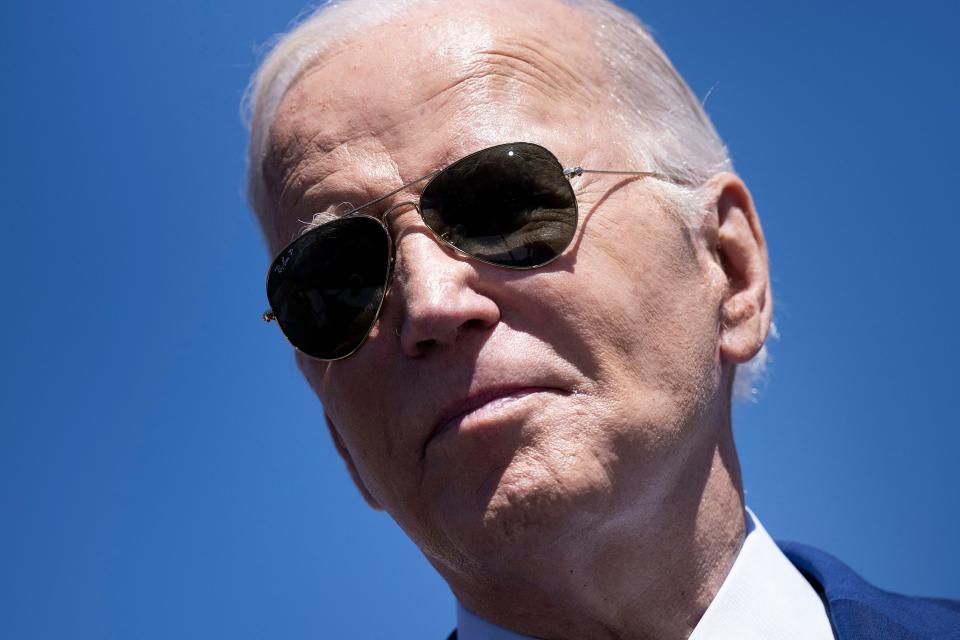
[564,167,678,184]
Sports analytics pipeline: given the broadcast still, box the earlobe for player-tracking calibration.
[709,173,772,364]
[324,412,384,511]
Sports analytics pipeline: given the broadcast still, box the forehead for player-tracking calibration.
[262,0,611,249]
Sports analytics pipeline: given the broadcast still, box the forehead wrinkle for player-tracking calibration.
[273,147,392,244]
[271,89,444,221]
[417,42,601,121]
[474,38,601,107]
[265,3,609,247]
[268,2,603,174]
[273,142,362,229]
[276,100,484,233]
[266,83,395,229]
[266,126,343,227]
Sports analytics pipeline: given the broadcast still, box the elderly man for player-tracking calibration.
[244,0,959,638]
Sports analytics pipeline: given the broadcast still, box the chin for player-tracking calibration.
[438,444,617,567]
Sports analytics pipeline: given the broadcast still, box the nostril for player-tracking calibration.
[394,235,502,356]
[415,337,440,354]
[459,318,486,331]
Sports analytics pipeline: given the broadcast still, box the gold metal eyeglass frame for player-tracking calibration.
[261,142,679,358]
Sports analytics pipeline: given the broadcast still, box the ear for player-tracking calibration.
[324,411,384,511]
[707,173,772,364]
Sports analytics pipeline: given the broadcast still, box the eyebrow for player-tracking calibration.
[295,203,357,238]
[292,167,444,240]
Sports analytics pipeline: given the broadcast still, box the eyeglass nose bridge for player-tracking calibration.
[381,198,455,248]
[380,199,421,224]
[378,199,426,256]
[380,199,462,259]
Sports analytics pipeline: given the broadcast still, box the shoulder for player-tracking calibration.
[779,541,960,640]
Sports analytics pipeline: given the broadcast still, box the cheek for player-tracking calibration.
[309,352,450,545]
[544,207,723,401]
[302,356,399,497]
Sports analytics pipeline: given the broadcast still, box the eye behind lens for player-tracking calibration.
[420,142,578,268]
[266,216,391,359]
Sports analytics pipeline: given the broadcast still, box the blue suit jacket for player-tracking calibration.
[447,543,960,639]
[779,541,960,639]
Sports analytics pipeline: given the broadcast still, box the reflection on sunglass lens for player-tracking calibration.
[267,216,390,359]
[420,143,578,268]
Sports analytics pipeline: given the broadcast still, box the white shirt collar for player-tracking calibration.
[455,509,834,640]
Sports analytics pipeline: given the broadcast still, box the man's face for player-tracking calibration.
[263,1,732,574]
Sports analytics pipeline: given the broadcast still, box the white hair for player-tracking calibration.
[242,0,770,396]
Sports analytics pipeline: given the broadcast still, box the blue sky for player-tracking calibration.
[2,0,958,638]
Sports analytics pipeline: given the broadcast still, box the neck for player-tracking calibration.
[443,420,746,640]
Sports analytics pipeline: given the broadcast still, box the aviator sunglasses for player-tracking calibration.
[263,142,676,360]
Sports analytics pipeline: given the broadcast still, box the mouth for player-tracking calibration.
[430,386,567,442]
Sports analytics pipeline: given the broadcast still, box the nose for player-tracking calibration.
[390,221,501,358]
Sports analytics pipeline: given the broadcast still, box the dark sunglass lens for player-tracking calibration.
[420,142,577,268]
[267,216,390,360]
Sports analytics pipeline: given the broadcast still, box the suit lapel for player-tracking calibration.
[780,541,960,640]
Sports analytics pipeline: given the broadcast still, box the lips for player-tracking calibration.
[430,385,565,441]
